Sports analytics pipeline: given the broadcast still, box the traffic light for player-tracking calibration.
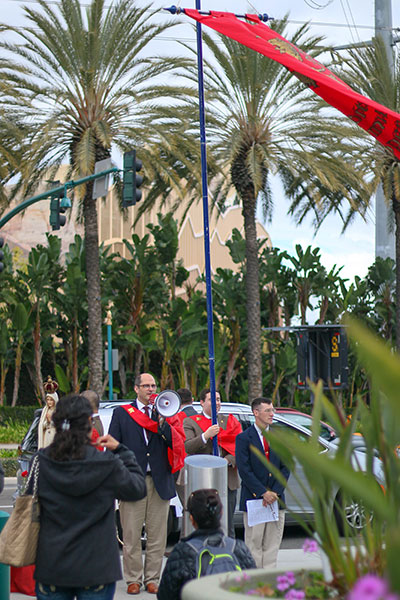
[0,237,4,273]
[50,192,67,230]
[122,150,143,207]
[49,180,69,231]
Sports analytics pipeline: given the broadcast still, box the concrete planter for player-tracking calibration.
[181,566,322,600]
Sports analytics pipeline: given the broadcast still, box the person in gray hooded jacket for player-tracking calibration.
[30,394,146,600]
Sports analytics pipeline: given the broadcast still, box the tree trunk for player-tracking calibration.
[72,324,79,392]
[242,194,263,400]
[12,339,23,406]
[33,303,44,401]
[83,184,103,397]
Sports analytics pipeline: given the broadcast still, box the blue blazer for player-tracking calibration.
[235,424,290,512]
[109,401,176,500]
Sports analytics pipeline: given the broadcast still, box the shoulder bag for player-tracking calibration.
[0,455,40,566]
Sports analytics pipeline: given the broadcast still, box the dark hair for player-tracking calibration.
[134,374,142,387]
[81,389,100,411]
[177,388,192,406]
[48,394,92,461]
[187,488,222,529]
[199,388,220,402]
[251,397,272,412]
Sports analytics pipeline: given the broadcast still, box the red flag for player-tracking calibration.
[185,10,400,160]
[189,413,242,455]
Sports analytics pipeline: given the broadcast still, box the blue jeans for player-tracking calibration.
[35,582,116,600]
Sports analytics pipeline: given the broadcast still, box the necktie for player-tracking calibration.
[143,406,151,445]
[262,435,269,460]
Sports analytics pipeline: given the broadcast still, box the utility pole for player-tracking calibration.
[375,0,395,260]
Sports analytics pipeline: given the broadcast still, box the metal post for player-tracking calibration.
[183,455,228,536]
[194,0,218,456]
[375,0,395,260]
[105,310,113,402]
[0,511,10,599]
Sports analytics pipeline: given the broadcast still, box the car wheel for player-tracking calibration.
[334,491,372,534]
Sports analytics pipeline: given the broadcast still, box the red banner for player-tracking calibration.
[185,9,400,160]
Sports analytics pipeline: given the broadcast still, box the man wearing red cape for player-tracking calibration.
[184,388,242,537]
[109,373,185,595]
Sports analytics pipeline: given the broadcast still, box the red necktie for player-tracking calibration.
[144,405,150,418]
[263,436,269,460]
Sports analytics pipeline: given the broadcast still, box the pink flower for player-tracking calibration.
[276,575,291,592]
[302,539,318,553]
[277,572,297,591]
[285,590,305,600]
[347,574,397,600]
[236,573,251,584]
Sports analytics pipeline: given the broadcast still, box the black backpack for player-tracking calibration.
[185,534,242,578]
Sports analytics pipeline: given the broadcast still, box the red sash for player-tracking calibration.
[122,404,186,473]
[189,413,242,456]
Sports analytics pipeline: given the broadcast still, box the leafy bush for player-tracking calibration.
[0,422,30,444]
[1,458,18,477]
[0,406,38,425]
[265,319,400,596]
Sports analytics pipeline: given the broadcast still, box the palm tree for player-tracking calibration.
[180,17,369,400]
[0,0,193,395]
[338,38,400,349]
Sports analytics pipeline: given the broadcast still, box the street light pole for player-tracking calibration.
[375,0,395,260]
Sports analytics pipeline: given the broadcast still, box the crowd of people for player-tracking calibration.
[14,372,289,600]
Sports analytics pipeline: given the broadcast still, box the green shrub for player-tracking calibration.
[1,458,18,477]
[0,406,39,425]
[0,422,30,444]
[0,449,18,458]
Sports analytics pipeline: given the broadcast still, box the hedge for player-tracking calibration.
[2,458,19,477]
[0,406,39,425]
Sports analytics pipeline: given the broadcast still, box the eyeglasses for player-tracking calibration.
[264,408,275,413]
[139,384,157,389]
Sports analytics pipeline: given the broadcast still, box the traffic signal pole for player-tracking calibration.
[0,167,119,230]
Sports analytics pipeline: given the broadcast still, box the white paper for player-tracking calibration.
[246,499,279,526]
[170,495,183,517]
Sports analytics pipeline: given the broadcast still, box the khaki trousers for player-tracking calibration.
[244,510,285,569]
[120,474,170,586]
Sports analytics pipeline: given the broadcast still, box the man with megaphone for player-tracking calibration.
[108,373,185,596]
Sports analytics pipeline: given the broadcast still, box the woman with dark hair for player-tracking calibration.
[157,488,255,600]
[30,394,146,600]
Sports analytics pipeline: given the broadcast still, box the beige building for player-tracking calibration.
[2,179,271,281]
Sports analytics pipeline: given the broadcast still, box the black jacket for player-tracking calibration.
[109,402,176,499]
[33,443,146,587]
[157,528,256,600]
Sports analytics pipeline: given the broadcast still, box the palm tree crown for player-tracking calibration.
[181,17,369,399]
[0,0,190,394]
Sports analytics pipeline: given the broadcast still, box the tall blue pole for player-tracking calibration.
[195,0,218,456]
[106,311,113,402]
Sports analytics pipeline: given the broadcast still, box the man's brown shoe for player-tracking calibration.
[146,583,159,594]
[127,583,141,595]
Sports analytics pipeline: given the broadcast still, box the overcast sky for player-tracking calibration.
[3,0,400,284]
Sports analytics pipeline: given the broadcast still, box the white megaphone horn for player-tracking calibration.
[155,389,181,418]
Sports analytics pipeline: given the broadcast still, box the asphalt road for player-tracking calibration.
[0,478,17,516]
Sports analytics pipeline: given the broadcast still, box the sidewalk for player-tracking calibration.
[10,548,323,599]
